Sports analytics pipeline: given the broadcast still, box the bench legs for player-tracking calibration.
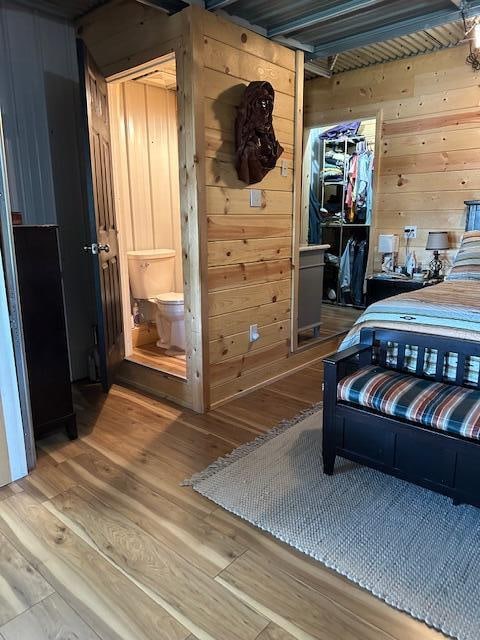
[323,360,338,476]
[323,449,335,475]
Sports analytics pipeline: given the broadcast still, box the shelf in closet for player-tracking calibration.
[322,223,370,227]
[317,129,372,310]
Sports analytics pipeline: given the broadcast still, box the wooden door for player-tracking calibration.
[78,41,124,390]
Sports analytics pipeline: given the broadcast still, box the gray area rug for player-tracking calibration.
[185,405,480,640]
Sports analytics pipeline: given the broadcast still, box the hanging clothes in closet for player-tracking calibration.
[308,187,327,245]
[339,237,368,306]
[345,141,374,224]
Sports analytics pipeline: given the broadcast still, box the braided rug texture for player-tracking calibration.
[185,406,480,640]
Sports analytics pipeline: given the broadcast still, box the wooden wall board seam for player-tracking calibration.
[208,279,292,318]
[210,340,291,388]
[201,11,295,72]
[204,97,295,127]
[209,300,291,341]
[202,37,295,98]
[206,187,294,216]
[207,258,292,292]
[205,157,293,192]
[209,336,342,407]
[207,237,292,267]
[203,68,295,120]
[209,320,289,364]
[382,109,480,136]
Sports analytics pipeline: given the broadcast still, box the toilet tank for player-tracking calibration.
[127,249,175,300]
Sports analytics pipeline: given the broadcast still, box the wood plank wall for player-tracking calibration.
[304,45,480,269]
[110,80,182,291]
[80,3,342,410]
[200,12,299,406]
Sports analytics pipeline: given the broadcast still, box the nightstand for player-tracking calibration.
[366,276,441,307]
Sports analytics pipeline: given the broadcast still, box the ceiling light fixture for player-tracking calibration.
[463,3,480,70]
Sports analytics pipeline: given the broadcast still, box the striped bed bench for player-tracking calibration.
[323,327,480,508]
[338,365,480,442]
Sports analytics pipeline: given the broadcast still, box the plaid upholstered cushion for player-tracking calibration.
[446,230,480,281]
[338,365,480,441]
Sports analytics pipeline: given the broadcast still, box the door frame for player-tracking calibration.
[291,108,383,353]
[0,112,31,478]
[99,33,208,412]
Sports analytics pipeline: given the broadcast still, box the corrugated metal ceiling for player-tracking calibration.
[215,0,474,75]
[306,20,466,77]
[17,0,476,74]
[229,0,448,44]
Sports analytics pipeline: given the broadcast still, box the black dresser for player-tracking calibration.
[366,276,440,307]
[13,225,77,440]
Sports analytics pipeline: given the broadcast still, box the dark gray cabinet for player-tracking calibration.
[13,225,77,441]
[298,246,327,334]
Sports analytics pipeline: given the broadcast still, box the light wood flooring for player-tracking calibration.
[299,304,362,344]
[0,362,443,640]
[129,342,187,379]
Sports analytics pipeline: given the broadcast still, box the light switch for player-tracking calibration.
[281,159,288,177]
[249,189,262,207]
[249,324,260,342]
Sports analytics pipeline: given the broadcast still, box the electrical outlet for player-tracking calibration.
[249,324,260,343]
[404,226,417,239]
[281,159,288,177]
[249,189,262,207]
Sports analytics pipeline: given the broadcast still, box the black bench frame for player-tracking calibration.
[323,327,480,508]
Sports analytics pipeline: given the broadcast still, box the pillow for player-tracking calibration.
[446,231,480,281]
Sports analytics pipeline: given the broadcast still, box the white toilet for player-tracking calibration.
[127,249,185,354]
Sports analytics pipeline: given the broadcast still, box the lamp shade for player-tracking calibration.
[426,231,449,251]
[378,234,399,253]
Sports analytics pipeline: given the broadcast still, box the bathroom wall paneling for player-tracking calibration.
[109,80,182,291]
[80,3,207,411]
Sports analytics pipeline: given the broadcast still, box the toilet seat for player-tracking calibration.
[153,292,185,354]
[155,292,184,305]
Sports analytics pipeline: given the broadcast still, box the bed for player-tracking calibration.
[322,224,480,507]
[340,279,480,384]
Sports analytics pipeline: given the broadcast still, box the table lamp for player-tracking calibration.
[378,234,399,272]
[425,231,449,280]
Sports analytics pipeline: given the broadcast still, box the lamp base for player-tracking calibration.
[428,250,443,280]
[381,253,395,273]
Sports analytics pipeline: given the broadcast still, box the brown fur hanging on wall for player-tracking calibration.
[234,81,284,185]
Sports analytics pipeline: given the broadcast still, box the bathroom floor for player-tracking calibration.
[128,342,187,379]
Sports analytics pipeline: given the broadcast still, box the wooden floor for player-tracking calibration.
[129,342,187,379]
[299,304,362,344]
[0,362,443,640]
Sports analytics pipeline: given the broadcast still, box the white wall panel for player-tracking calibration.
[116,80,183,292]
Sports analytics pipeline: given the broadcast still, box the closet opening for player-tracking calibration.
[108,53,187,380]
[293,116,378,350]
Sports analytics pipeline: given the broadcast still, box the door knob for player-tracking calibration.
[83,243,110,255]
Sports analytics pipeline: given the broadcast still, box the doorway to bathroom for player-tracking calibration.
[108,53,187,381]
